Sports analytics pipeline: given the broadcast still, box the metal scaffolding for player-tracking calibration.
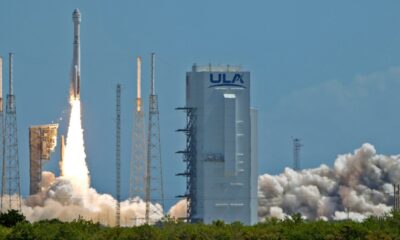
[176,107,197,223]
[145,53,164,224]
[1,53,21,212]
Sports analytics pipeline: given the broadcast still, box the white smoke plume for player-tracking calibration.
[168,199,187,219]
[19,99,163,226]
[259,143,399,221]
[168,143,399,222]
[22,172,163,226]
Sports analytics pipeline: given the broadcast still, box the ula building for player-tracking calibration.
[177,64,258,225]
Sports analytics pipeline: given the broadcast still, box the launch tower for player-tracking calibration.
[145,53,164,224]
[1,53,21,212]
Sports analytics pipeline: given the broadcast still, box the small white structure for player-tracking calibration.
[185,64,258,225]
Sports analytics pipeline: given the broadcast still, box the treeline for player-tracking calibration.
[0,210,399,239]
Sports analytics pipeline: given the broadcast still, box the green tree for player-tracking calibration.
[0,210,26,228]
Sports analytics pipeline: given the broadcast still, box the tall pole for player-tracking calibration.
[115,84,121,227]
[293,138,302,171]
[0,57,4,210]
[8,53,12,96]
[145,53,164,224]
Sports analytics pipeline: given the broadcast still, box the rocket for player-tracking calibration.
[71,9,81,100]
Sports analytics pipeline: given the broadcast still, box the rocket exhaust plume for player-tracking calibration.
[21,96,163,225]
[62,99,89,192]
[18,9,164,226]
[62,8,89,194]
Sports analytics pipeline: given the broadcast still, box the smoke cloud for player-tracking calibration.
[22,171,163,226]
[19,99,163,226]
[259,143,398,221]
[169,143,399,222]
[168,199,187,219]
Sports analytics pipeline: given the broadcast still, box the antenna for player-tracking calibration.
[150,53,155,95]
[8,53,12,96]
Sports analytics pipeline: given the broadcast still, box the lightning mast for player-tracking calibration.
[130,56,146,206]
[145,53,164,224]
[0,57,4,207]
[293,138,303,171]
[1,53,21,212]
[115,84,121,227]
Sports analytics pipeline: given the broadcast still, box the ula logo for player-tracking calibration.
[209,73,245,88]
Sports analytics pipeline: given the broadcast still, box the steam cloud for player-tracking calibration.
[22,172,163,226]
[259,143,399,221]
[168,199,187,219]
[19,99,163,226]
[169,143,399,222]
[17,98,400,223]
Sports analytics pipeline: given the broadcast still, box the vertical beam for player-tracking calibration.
[8,53,12,96]
[293,138,302,171]
[115,84,121,226]
[151,53,155,95]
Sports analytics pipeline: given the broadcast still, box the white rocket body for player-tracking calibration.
[71,9,81,99]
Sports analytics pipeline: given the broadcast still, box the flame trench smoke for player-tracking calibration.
[258,143,400,221]
[22,99,163,226]
[168,144,400,222]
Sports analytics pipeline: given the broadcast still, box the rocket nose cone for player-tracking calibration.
[73,9,81,22]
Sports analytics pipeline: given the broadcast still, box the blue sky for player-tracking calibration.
[1,0,400,210]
